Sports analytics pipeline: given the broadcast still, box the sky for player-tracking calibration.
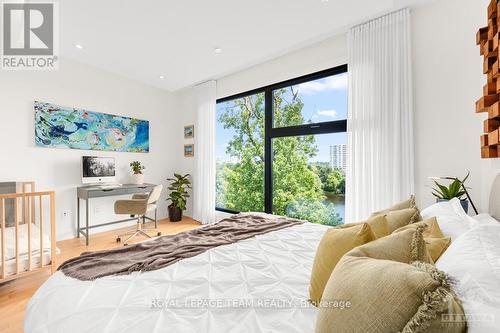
[216,72,348,163]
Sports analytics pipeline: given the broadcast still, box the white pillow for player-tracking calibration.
[472,214,499,226]
[420,198,477,240]
[436,225,500,333]
[449,198,479,226]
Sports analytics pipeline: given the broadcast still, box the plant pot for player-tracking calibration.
[132,173,144,185]
[436,198,468,213]
[168,205,183,222]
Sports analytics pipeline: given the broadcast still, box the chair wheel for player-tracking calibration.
[157,232,162,236]
[116,237,121,243]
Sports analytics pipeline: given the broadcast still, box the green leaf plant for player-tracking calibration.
[432,172,470,200]
[166,173,192,211]
[130,161,145,174]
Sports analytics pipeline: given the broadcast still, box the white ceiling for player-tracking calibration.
[59,0,435,91]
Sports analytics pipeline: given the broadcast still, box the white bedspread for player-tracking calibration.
[436,224,500,333]
[25,222,329,333]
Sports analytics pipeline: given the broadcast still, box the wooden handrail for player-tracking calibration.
[50,192,56,273]
[0,191,54,199]
[1,198,5,279]
[14,197,19,275]
[39,195,44,268]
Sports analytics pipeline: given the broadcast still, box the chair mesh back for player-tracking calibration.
[148,185,163,204]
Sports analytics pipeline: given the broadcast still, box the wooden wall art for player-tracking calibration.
[477,0,500,158]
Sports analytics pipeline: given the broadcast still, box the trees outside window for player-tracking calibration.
[216,65,347,225]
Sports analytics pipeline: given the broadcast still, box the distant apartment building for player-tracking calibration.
[330,144,347,171]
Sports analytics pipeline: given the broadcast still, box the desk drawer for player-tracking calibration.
[78,184,156,199]
[87,188,128,198]
[126,186,154,195]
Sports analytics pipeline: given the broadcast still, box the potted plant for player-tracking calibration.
[130,161,145,184]
[431,172,470,212]
[166,173,191,222]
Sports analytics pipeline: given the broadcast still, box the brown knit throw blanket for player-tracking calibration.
[59,213,304,281]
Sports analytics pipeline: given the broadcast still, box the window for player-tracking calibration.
[216,92,265,212]
[216,65,347,225]
[273,73,348,128]
[272,133,346,225]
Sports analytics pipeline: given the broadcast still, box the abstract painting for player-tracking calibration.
[34,101,149,153]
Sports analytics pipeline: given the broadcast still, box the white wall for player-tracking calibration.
[217,34,347,99]
[412,0,497,212]
[176,89,197,217]
[177,34,348,214]
[2,0,494,240]
[0,59,179,240]
[180,0,498,216]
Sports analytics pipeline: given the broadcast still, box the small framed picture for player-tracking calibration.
[184,144,194,157]
[184,125,194,139]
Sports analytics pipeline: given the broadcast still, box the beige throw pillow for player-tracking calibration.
[308,222,376,306]
[394,217,452,262]
[315,227,466,333]
[425,237,452,263]
[382,208,422,233]
[333,215,390,239]
[370,195,417,216]
[394,217,444,238]
[347,225,431,264]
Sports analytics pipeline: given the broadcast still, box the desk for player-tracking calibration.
[77,183,156,245]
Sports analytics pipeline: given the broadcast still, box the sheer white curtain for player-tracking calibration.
[193,80,217,224]
[345,8,414,222]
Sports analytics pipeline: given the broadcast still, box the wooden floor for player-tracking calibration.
[0,217,200,333]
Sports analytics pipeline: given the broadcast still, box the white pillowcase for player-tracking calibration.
[436,225,500,333]
[420,198,477,241]
[472,213,499,226]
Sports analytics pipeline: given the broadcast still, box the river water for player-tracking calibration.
[324,193,345,223]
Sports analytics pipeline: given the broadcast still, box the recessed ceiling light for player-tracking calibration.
[214,47,222,54]
[74,43,84,49]
[159,75,165,80]
[321,0,329,2]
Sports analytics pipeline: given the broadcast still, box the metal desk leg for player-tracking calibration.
[77,197,80,238]
[86,198,89,245]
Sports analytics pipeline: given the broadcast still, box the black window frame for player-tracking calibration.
[216,64,348,214]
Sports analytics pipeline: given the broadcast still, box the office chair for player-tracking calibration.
[115,185,163,245]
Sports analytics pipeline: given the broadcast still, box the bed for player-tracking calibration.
[24,180,500,333]
[26,219,328,333]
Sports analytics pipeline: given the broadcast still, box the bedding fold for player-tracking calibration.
[59,213,304,281]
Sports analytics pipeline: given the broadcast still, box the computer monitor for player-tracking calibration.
[82,156,116,184]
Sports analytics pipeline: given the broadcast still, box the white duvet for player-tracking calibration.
[436,224,500,333]
[25,222,329,333]
[421,199,500,332]
[25,201,500,333]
